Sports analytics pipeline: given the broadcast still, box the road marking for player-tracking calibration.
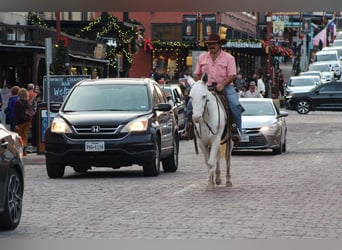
[315,131,322,135]
[172,183,198,196]
[297,140,304,144]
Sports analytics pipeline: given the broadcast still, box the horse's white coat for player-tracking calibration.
[189,74,233,190]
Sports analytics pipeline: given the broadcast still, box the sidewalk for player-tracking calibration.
[23,152,46,165]
[279,62,294,82]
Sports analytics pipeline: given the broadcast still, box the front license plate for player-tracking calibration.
[85,141,105,152]
[240,134,249,142]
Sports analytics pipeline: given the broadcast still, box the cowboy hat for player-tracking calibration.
[204,34,227,45]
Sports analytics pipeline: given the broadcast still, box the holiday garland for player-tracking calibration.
[81,13,145,69]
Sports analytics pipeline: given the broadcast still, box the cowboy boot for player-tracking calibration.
[231,123,241,143]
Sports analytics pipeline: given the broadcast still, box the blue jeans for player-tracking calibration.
[223,85,242,129]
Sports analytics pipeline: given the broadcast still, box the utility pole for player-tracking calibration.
[55,12,60,43]
[266,12,272,77]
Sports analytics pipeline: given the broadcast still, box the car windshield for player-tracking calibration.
[314,53,338,62]
[288,78,315,87]
[300,72,320,78]
[63,84,149,111]
[309,64,330,72]
[241,101,276,116]
[333,40,342,46]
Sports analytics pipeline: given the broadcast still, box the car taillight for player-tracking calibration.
[18,136,24,146]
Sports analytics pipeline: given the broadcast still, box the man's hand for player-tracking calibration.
[215,83,225,92]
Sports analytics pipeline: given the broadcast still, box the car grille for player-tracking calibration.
[235,129,268,148]
[67,125,126,140]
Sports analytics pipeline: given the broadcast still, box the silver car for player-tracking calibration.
[234,98,288,154]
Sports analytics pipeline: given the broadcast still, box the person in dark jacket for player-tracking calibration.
[14,88,31,155]
[7,86,20,131]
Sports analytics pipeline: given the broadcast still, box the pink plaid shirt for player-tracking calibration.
[194,50,236,86]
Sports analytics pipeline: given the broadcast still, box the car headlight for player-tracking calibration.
[260,123,278,132]
[121,117,149,132]
[51,117,73,134]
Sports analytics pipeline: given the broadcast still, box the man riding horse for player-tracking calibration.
[181,33,242,142]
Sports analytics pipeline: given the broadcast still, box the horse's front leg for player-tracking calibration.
[207,141,221,190]
[198,143,215,191]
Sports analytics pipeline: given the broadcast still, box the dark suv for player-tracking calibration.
[286,80,342,114]
[44,78,179,177]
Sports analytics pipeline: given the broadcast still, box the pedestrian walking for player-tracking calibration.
[14,88,32,155]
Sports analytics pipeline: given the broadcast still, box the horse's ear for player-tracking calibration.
[202,73,208,84]
[187,76,195,87]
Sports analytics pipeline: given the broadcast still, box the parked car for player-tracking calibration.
[308,63,335,82]
[234,98,288,154]
[44,78,179,178]
[160,83,187,132]
[285,75,321,97]
[286,80,342,114]
[299,70,328,84]
[332,39,342,47]
[0,124,24,230]
[336,31,342,40]
[312,50,341,79]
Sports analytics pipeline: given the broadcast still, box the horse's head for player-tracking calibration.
[189,73,209,123]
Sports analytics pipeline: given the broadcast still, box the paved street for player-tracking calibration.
[0,108,341,239]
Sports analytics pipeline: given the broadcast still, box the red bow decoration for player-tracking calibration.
[60,36,69,47]
[143,38,153,51]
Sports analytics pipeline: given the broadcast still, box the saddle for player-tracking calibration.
[209,89,234,144]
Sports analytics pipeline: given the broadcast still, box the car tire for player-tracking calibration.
[162,135,179,172]
[46,160,66,178]
[143,138,160,177]
[296,100,311,114]
[282,137,287,152]
[0,168,23,230]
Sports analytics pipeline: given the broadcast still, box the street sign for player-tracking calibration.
[43,75,90,103]
[45,38,52,65]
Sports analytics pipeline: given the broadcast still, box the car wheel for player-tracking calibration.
[143,138,160,177]
[282,137,287,152]
[162,135,179,172]
[0,168,23,230]
[296,100,311,114]
[46,160,65,178]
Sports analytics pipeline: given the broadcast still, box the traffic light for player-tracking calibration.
[218,25,228,40]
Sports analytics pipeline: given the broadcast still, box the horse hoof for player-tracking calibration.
[215,179,222,185]
[226,181,232,187]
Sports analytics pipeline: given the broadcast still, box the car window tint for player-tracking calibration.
[63,84,149,111]
[289,78,314,87]
[319,84,336,92]
[241,102,275,116]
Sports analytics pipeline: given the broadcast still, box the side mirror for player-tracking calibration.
[50,102,62,113]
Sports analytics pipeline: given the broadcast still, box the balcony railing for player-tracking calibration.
[0,23,97,57]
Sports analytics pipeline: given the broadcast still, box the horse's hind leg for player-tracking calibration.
[225,141,233,187]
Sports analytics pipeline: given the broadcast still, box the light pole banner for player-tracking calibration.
[202,14,216,40]
[182,15,197,42]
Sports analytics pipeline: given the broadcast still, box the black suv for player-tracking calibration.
[0,124,24,230]
[44,78,179,177]
[286,80,342,114]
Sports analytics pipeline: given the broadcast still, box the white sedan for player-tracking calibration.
[234,98,288,154]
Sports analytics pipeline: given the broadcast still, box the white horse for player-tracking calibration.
[188,74,233,191]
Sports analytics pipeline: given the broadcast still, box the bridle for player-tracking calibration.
[194,90,222,139]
